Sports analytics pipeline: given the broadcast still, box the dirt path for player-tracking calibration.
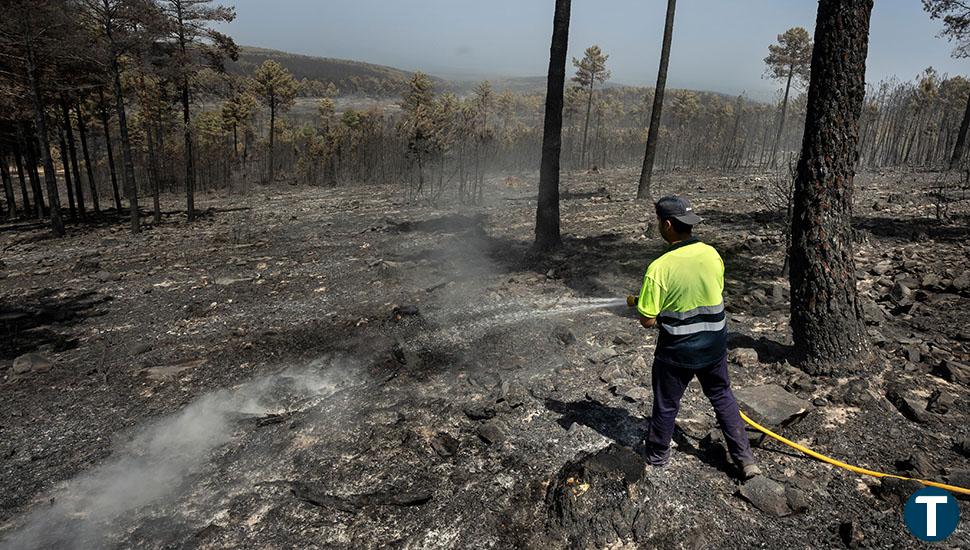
[1,169,968,548]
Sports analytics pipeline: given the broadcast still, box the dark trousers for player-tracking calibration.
[646,355,754,466]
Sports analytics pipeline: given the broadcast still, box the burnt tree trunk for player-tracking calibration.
[1,154,16,219]
[949,91,970,170]
[61,98,86,221]
[534,0,571,251]
[75,101,100,214]
[13,142,32,217]
[24,32,63,235]
[182,80,196,221]
[22,126,46,218]
[789,0,873,374]
[98,89,123,212]
[636,0,676,200]
[769,66,794,169]
[58,128,77,222]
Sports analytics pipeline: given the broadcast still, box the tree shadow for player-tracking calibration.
[543,397,736,477]
[0,289,110,360]
[853,215,970,243]
[727,332,793,363]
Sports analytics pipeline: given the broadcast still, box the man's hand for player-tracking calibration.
[639,315,656,329]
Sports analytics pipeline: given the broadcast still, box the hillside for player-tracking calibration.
[229,46,429,87]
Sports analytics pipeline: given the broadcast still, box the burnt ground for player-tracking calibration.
[0,168,968,549]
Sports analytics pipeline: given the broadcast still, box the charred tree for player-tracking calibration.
[75,101,100,214]
[534,0,571,251]
[97,88,123,212]
[60,98,86,221]
[789,0,873,373]
[636,0,676,200]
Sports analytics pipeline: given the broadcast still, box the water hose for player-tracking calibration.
[739,411,970,496]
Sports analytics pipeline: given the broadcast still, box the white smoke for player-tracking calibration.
[0,360,355,550]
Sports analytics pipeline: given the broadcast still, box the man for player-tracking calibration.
[634,195,760,479]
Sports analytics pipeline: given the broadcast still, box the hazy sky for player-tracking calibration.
[217,0,967,99]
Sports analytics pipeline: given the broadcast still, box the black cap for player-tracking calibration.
[655,195,703,225]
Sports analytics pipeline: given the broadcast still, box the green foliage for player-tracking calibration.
[924,0,970,57]
[764,27,813,85]
[251,59,299,112]
[572,45,611,89]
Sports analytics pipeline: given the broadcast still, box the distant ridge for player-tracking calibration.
[229,46,439,85]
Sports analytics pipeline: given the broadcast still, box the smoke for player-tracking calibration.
[0,360,356,550]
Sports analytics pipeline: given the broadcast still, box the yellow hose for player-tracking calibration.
[739,411,970,496]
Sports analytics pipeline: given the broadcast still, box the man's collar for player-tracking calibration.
[666,237,699,252]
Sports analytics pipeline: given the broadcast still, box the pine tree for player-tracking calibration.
[764,27,813,168]
[789,0,874,373]
[535,0,571,250]
[572,45,610,168]
[251,60,299,183]
[924,0,970,168]
[636,0,676,200]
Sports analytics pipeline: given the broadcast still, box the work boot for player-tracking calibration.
[741,462,762,479]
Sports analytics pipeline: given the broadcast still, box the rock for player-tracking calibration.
[612,333,634,346]
[873,477,923,506]
[733,385,812,427]
[94,270,121,282]
[945,468,970,491]
[476,421,506,445]
[599,364,628,385]
[955,437,970,458]
[131,343,152,356]
[613,385,651,403]
[933,360,970,385]
[430,433,460,457]
[835,379,873,406]
[769,283,786,303]
[391,305,419,321]
[812,398,828,407]
[728,347,759,367]
[839,521,864,548]
[630,355,649,376]
[143,358,205,381]
[885,389,930,424]
[463,405,496,421]
[785,485,809,514]
[871,260,892,275]
[926,389,953,414]
[889,281,912,304]
[738,476,791,517]
[895,453,932,477]
[920,273,943,290]
[951,272,970,293]
[214,276,251,286]
[12,353,52,374]
[544,444,652,548]
[72,257,100,272]
[554,326,576,346]
[588,347,618,364]
[861,300,885,325]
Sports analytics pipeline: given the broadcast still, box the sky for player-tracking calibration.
[216,0,967,100]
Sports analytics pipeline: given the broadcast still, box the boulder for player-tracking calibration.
[738,476,791,517]
[734,385,812,427]
[544,444,652,548]
[951,272,970,293]
[476,421,506,445]
[430,433,460,458]
[886,389,931,424]
[613,385,651,403]
[933,360,970,385]
[12,353,52,374]
[599,364,628,385]
[926,389,953,414]
[889,281,912,304]
[588,347,618,364]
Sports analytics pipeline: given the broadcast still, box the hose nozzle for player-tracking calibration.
[626,295,637,307]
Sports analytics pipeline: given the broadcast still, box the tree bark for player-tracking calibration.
[948,90,970,170]
[580,80,593,168]
[98,88,123,212]
[1,154,16,220]
[789,0,873,374]
[24,29,63,235]
[182,80,196,221]
[534,0,571,250]
[22,125,46,218]
[147,122,162,224]
[13,141,32,217]
[269,95,276,183]
[75,101,100,213]
[61,98,86,221]
[636,0,676,200]
[58,128,78,221]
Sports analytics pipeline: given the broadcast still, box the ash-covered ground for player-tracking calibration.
[0,168,968,549]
